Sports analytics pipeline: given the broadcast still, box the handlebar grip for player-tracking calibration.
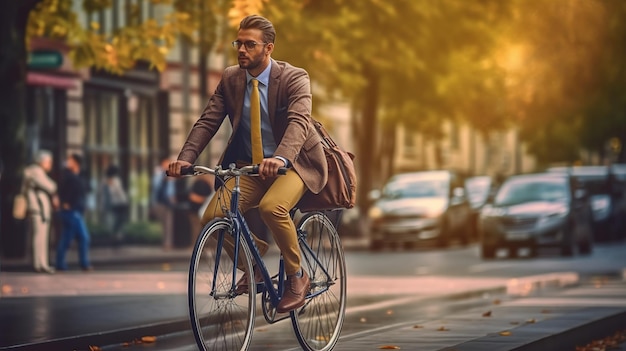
[165,165,195,177]
[251,165,288,175]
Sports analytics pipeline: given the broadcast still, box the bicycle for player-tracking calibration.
[175,163,347,351]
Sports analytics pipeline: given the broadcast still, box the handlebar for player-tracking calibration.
[166,164,288,177]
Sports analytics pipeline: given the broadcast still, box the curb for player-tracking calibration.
[0,318,192,351]
[506,272,579,296]
[451,307,626,351]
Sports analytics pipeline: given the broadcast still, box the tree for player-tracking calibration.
[0,0,43,256]
[259,0,511,217]
[500,0,620,165]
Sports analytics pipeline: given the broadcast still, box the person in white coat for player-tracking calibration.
[24,150,59,273]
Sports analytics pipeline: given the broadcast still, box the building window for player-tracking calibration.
[83,90,122,225]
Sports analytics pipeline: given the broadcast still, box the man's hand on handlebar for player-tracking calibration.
[167,160,192,177]
[258,158,287,180]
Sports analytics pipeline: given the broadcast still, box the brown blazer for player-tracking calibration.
[178,59,328,194]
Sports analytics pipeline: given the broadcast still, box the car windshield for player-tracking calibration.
[494,178,568,206]
[466,177,491,197]
[383,179,448,199]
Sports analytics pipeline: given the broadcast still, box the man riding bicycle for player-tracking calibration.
[168,15,328,313]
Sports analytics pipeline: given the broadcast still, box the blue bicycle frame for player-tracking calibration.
[209,170,333,310]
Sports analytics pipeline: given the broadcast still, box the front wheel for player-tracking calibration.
[292,212,347,351]
[188,219,256,351]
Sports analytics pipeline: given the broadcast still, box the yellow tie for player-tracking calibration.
[250,78,263,164]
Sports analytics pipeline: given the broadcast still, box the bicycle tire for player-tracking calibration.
[291,212,347,351]
[188,219,256,351]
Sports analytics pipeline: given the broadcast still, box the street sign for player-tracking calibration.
[27,50,63,69]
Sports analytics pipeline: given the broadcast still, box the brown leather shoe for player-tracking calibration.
[276,271,310,313]
[235,265,263,295]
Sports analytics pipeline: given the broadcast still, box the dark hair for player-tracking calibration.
[70,153,83,167]
[239,15,275,44]
[106,165,120,177]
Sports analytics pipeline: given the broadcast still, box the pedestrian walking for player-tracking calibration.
[56,153,93,271]
[186,174,213,247]
[24,150,59,273]
[151,156,176,250]
[100,164,129,247]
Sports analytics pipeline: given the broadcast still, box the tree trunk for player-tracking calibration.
[379,122,396,183]
[0,0,41,257]
[356,64,379,216]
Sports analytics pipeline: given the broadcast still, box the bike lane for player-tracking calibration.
[0,265,583,351]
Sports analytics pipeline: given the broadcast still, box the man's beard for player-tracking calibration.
[239,55,262,70]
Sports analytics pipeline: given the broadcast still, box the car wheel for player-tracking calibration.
[481,243,496,259]
[560,240,574,257]
[578,238,593,255]
[560,224,576,257]
[369,239,384,251]
[437,221,450,248]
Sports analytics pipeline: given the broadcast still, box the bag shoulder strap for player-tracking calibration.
[312,120,338,148]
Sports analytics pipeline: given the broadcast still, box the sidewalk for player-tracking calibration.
[0,237,371,272]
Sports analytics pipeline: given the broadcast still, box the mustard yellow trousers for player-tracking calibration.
[201,169,307,275]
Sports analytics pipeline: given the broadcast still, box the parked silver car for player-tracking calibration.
[369,170,472,249]
[479,173,593,259]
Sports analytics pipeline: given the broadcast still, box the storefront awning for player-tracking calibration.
[26,72,77,89]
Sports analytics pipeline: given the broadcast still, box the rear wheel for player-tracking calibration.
[292,212,347,351]
[188,219,256,351]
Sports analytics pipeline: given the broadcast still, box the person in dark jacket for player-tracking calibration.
[55,153,92,271]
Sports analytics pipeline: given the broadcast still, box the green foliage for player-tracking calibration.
[123,220,163,245]
[87,220,161,245]
[27,0,196,74]
[502,0,626,163]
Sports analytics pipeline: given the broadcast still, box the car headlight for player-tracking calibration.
[368,206,383,220]
[423,208,444,218]
[546,206,568,218]
[481,205,506,218]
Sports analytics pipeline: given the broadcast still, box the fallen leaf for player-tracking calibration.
[493,299,501,305]
[378,346,400,350]
[360,317,367,323]
[1,285,13,295]
[437,326,450,331]
[89,346,102,351]
[499,331,512,336]
[413,325,424,329]
[386,309,394,315]
[526,318,536,324]
[141,336,157,343]
[482,311,492,317]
